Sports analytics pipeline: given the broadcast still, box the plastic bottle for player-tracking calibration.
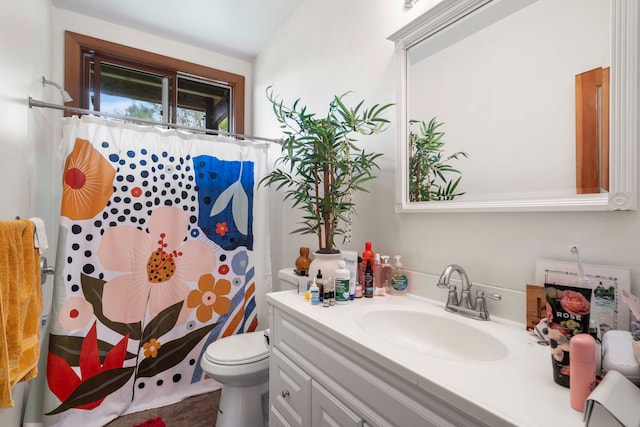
[381,255,392,295]
[570,333,597,411]
[323,284,331,307]
[364,259,374,298]
[589,319,602,375]
[309,279,320,305]
[355,256,363,298]
[323,273,334,307]
[316,270,324,302]
[374,253,384,296]
[334,260,351,304]
[361,242,375,291]
[390,255,408,295]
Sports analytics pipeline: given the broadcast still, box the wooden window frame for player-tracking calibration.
[64,31,245,134]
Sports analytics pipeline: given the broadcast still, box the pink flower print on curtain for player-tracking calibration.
[97,205,217,324]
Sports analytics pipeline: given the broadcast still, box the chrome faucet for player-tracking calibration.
[437,264,501,321]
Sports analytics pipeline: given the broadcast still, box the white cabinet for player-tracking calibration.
[270,347,311,427]
[312,381,363,427]
[268,306,485,427]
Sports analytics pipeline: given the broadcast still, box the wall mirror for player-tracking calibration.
[389,0,638,212]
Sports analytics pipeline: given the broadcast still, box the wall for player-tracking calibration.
[0,1,52,424]
[254,0,640,315]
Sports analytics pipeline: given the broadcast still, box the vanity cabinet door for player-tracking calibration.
[270,347,312,427]
[311,381,363,427]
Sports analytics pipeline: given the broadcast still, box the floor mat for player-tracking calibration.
[133,417,165,427]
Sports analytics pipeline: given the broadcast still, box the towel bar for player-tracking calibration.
[39,256,55,285]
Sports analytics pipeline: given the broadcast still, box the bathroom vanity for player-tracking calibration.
[266,290,584,427]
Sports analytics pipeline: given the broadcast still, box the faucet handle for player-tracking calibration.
[476,290,502,301]
[475,290,501,320]
[446,284,459,306]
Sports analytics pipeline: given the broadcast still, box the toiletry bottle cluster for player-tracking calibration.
[358,241,408,298]
[305,241,408,306]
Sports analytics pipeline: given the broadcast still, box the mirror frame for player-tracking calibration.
[389,0,638,213]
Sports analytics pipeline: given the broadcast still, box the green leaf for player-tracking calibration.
[80,273,142,340]
[407,117,468,202]
[261,87,393,249]
[48,334,136,366]
[136,322,218,378]
[45,367,136,415]
[141,301,183,345]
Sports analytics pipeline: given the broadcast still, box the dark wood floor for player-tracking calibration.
[104,390,220,427]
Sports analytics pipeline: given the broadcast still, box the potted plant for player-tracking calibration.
[408,118,469,202]
[261,87,392,277]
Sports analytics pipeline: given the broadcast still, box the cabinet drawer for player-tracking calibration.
[312,381,363,427]
[270,347,312,427]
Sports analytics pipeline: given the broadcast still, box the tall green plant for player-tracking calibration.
[408,118,469,202]
[260,87,392,252]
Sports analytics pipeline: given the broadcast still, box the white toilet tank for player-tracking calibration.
[277,268,305,292]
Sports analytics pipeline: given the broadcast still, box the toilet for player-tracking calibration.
[201,331,270,427]
[200,270,298,427]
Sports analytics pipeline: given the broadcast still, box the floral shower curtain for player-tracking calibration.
[40,116,271,426]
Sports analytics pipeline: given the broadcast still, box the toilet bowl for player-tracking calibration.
[200,271,299,426]
[200,331,270,427]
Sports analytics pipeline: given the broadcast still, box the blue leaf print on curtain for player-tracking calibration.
[194,155,254,250]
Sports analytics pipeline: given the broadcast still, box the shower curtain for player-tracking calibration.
[39,115,271,426]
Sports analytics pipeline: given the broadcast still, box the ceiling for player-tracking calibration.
[51,0,304,60]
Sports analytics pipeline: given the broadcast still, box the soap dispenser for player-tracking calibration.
[390,255,408,295]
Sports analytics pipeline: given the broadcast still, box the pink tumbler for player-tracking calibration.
[569,333,596,411]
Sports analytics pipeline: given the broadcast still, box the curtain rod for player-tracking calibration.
[28,97,283,144]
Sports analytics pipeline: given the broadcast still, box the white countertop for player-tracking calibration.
[266,290,586,427]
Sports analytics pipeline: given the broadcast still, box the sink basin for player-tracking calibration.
[354,307,509,362]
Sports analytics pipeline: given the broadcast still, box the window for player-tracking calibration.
[64,31,245,134]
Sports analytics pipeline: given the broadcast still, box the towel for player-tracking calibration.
[28,217,48,251]
[0,219,43,407]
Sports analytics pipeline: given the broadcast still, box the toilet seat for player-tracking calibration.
[204,331,268,366]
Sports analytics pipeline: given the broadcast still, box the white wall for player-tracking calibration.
[0,1,52,424]
[254,0,640,312]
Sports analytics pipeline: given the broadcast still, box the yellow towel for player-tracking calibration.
[0,219,43,408]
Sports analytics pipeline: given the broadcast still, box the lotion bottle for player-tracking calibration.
[374,253,384,296]
[569,333,596,412]
[334,260,351,304]
[381,255,392,295]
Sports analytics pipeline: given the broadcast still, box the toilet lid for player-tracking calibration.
[204,331,269,366]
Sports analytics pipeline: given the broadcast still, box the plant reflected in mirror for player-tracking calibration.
[408,118,468,202]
